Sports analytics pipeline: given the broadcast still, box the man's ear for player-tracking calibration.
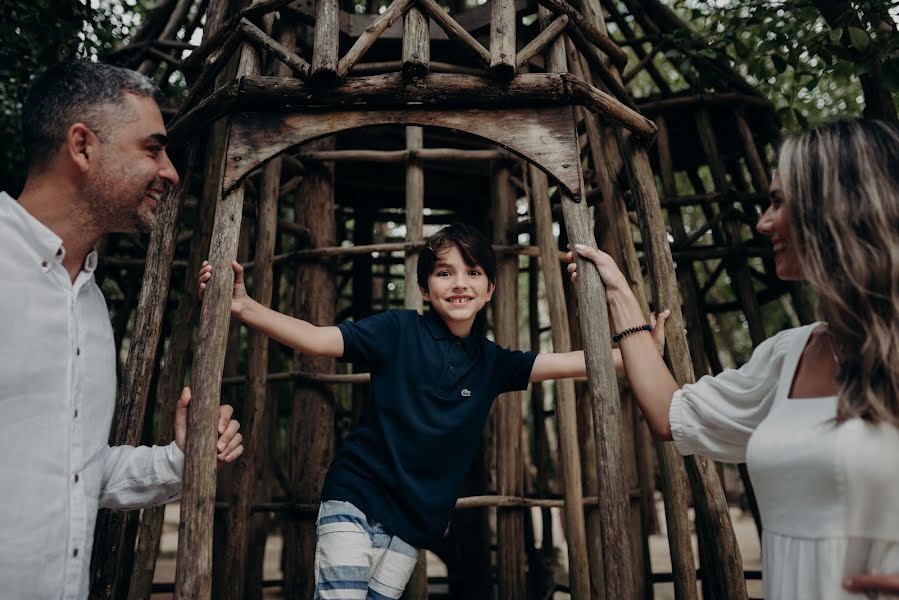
[419,285,430,302]
[66,123,98,174]
[485,281,496,302]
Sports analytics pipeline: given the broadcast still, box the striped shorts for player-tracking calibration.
[313,500,419,600]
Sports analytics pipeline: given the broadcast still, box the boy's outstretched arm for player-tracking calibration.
[528,310,668,383]
[199,261,344,357]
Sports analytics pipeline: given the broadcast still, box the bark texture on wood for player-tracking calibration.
[88,147,190,600]
[174,31,269,600]
[489,0,516,80]
[529,164,594,600]
[311,0,339,80]
[492,163,526,600]
[402,7,430,79]
[222,105,585,199]
[618,131,748,600]
[284,136,337,600]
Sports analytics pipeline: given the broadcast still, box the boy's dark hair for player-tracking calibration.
[417,223,497,292]
[22,61,164,173]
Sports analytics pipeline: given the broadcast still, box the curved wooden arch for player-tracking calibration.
[223,106,584,199]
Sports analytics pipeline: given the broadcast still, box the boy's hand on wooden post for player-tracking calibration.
[198,260,251,318]
[173,387,244,465]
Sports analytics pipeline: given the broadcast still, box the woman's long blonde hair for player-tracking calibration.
[777,119,899,427]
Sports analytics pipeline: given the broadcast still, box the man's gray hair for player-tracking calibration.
[22,61,164,173]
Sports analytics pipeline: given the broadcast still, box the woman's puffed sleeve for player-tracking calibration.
[669,326,807,463]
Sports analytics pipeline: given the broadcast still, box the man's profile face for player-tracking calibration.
[84,93,179,234]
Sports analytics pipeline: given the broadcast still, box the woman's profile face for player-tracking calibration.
[757,173,803,281]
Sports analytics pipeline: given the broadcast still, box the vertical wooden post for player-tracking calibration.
[489,0,516,80]
[539,8,634,597]
[311,0,339,81]
[565,38,653,598]
[528,165,593,600]
[284,138,337,600]
[492,162,526,600]
[402,7,430,79]
[559,176,636,600]
[174,27,268,600]
[526,256,555,570]
[534,8,593,600]
[617,130,749,600]
[404,126,424,313]
[88,141,192,600]
[126,132,222,600]
[214,14,279,600]
[401,125,428,600]
[564,0,704,587]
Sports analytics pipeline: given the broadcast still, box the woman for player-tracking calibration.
[569,118,899,599]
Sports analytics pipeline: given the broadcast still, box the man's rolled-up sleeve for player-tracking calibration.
[98,441,184,509]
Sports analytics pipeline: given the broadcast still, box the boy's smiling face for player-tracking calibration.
[420,244,495,338]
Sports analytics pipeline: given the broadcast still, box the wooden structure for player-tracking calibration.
[89,0,811,599]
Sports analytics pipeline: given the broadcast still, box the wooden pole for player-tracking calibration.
[402,7,430,79]
[174,23,267,599]
[489,0,516,80]
[404,126,424,313]
[400,125,428,600]
[492,162,526,600]
[88,141,191,600]
[616,130,749,600]
[529,164,595,600]
[125,120,225,600]
[534,11,595,600]
[311,0,339,81]
[566,40,650,596]
[283,137,337,600]
[515,14,568,70]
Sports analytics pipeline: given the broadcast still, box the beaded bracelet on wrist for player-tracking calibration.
[612,323,653,343]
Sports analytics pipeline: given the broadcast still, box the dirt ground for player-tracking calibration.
[150,498,764,599]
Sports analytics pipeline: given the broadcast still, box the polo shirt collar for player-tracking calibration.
[423,310,481,354]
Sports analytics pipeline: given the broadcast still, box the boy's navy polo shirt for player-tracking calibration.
[321,309,537,549]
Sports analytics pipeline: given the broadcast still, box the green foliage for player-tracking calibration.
[668,0,899,129]
[0,0,147,194]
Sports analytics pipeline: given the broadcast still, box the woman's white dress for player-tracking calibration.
[669,323,899,599]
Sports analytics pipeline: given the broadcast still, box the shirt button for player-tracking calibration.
[40,260,48,268]
[74,409,78,418]
[77,347,81,356]
[73,548,79,557]
[74,474,79,483]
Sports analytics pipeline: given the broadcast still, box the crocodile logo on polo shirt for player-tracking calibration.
[461,389,471,397]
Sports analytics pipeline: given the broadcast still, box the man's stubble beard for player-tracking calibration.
[82,157,154,235]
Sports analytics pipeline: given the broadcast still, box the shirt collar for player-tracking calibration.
[1,191,98,276]
[422,310,481,354]
[1,191,64,266]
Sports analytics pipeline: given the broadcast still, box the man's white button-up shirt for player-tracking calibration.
[0,192,184,599]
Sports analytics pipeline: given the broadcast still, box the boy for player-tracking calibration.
[199,223,667,598]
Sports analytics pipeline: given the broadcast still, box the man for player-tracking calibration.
[0,61,243,598]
